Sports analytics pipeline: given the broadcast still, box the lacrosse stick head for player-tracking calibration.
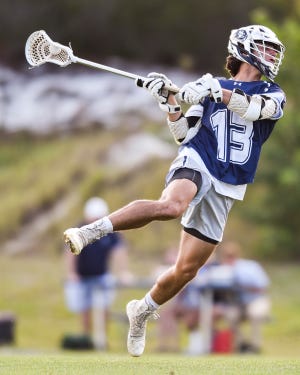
[25,30,75,67]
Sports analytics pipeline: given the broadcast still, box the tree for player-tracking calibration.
[240,5,300,260]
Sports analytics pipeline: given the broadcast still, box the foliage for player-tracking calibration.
[236,6,300,260]
[1,1,300,259]
[1,0,255,72]
[0,130,109,242]
[0,127,179,257]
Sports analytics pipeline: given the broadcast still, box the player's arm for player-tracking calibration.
[178,73,283,123]
[165,73,223,144]
[224,88,281,121]
[136,72,203,145]
[166,94,202,145]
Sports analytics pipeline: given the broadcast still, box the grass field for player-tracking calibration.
[1,129,300,374]
[1,352,300,375]
[0,254,300,375]
[1,254,300,354]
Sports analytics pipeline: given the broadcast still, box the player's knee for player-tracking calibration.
[176,263,198,283]
[159,200,186,220]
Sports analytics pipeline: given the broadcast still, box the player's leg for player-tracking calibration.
[150,231,215,304]
[126,230,216,356]
[81,309,91,335]
[64,176,198,254]
[110,177,197,229]
[64,278,91,333]
[222,304,243,351]
[126,185,235,356]
[246,296,271,352]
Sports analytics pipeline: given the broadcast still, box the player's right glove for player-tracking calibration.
[136,72,181,114]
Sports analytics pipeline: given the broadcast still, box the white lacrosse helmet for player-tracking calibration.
[84,197,109,220]
[227,25,285,81]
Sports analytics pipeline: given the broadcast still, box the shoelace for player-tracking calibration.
[78,227,102,247]
[131,310,160,337]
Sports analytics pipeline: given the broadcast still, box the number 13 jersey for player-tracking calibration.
[185,79,286,186]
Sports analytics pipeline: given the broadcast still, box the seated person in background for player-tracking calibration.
[216,241,271,353]
[155,241,270,355]
[64,197,132,349]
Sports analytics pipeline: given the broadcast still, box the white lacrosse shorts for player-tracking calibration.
[166,149,235,243]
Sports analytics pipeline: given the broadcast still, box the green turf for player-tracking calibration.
[1,254,300,356]
[0,99,299,373]
[0,353,300,375]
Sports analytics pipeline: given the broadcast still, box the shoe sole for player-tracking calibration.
[63,230,81,255]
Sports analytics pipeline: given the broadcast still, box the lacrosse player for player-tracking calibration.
[64,25,286,357]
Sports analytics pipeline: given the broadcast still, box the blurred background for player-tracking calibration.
[0,0,299,356]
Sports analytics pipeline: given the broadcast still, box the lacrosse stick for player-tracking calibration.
[25,30,179,93]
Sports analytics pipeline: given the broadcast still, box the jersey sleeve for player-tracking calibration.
[265,90,286,120]
[185,104,204,119]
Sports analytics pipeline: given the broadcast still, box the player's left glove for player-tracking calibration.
[179,73,223,105]
[136,72,181,114]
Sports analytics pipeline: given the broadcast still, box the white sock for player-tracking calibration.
[86,216,113,234]
[144,292,160,310]
[99,216,113,232]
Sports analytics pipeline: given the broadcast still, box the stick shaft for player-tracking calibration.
[73,56,179,93]
[74,56,139,80]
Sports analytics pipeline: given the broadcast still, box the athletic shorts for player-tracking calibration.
[64,273,116,313]
[166,154,235,244]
